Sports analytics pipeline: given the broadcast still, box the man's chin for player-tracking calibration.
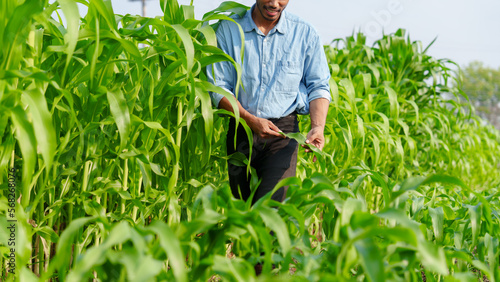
[258,6,282,22]
[263,13,281,22]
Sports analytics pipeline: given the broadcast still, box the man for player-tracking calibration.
[207,0,331,204]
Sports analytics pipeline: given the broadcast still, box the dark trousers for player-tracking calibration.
[227,113,299,204]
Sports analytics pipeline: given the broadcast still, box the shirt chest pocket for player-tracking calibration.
[275,60,302,92]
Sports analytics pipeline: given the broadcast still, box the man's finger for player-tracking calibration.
[269,123,282,132]
[301,143,312,153]
[266,128,284,138]
[267,123,285,138]
[309,139,323,150]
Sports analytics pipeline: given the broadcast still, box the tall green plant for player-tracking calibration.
[0,0,246,279]
[301,30,500,212]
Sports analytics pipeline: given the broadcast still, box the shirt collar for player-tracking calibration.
[243,5,287,35]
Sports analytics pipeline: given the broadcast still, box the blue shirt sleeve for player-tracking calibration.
[303,33,332,105]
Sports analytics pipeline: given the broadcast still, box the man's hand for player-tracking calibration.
[305,98,330,162]
[303,127,325,162]
[217,97,284,139]
[247,116,284,139]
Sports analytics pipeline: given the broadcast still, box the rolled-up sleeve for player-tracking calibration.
[303,33,331,104]
[206,23,237,108]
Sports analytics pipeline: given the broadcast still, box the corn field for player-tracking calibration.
[1,0,499,281]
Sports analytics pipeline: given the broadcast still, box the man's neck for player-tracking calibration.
[251,6,280,36]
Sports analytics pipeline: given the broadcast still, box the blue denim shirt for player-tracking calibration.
[207,6,331,119]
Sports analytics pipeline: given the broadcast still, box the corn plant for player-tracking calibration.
[0,0,244,279]
[299,30,500,212]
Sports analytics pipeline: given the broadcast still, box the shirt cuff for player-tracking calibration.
[308,89,331,104]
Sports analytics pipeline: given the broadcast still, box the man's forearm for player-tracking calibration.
[310,98,330,129]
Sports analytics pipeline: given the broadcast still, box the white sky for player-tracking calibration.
[109,0,500,68]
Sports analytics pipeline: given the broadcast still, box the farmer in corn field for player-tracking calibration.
[208,0,331,204]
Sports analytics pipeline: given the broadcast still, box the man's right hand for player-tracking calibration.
[247,116,284,139]
[218,96,284,139]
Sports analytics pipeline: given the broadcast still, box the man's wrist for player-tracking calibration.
[311,124,325,131]
[241,111,257,126]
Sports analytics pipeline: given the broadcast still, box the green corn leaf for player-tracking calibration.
[383,83,399,119]
[117,38,143,71]
[367,64,380,85]
[341,198,364,227]
[181,5,195,20]
[33,226,59,243]
[171,24,195,72]
[83,200,106,217]
[58,0,80,84]
[0,133,14,173]
[257,205,291,255]
[2,0,42,69]
[113,251,163,281]
[13,206,32,269]
[356,114,365,140]
[279,204,306,234]
[19,268,39,282]
[21,89,56,172]
[429,206,444,243]
[471,260,491,279]
[484,233,499,278]
[65,248,107,280]
[421,174,468,189]
[202,1,249,20]
[339,78,356,106]
[200,13,245,88]
[211,255,252,282]
[107,88,131,149]
[67,222,135,281]
[198,52,238,68]
[201,81,241,121]
[101,221,132,248]
[148,221,188,282]
[92,0,117,31]
[378,209,448,275]
[468,204,481,247]
[195,83,214,142]
[282,131,307,144]
[329,76,339,107]
[136,159,152,197]
[196,24,217,47]
[42,217,97,280]
[10,106,37,207]
[354,238,384,282]
[280,131,331,159]
[161,0,182,24]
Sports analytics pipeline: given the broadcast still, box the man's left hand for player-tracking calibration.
[303,127,325,162]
